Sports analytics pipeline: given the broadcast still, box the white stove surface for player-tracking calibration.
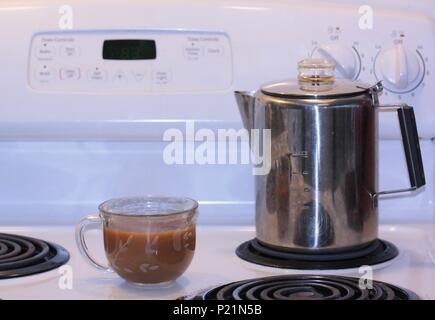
[0,224,434,300]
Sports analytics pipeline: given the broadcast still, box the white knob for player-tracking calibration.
[377,44,422,90]
[313,44,359,79]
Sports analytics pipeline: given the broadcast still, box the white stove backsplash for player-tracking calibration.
[0,139,433,225]
[0,0,432,228]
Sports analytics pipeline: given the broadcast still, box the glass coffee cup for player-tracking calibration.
[75,196,198,286]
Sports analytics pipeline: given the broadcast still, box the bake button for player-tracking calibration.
[35,43,55,59]
[112,71,128,83]
[183,45,203,60]
[153,70,171,84]
[34,65,55,82]
[205,45,224,57]
[60,45,80,58]
[59,67,81,80]
[87,68,107,81]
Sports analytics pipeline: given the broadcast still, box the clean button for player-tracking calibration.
[87,68,107,81]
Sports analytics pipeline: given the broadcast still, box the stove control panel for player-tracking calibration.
[29,31,232,93]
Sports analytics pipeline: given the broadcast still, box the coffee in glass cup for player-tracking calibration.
[76,196,198,286]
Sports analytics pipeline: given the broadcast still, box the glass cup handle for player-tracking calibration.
[75,214,112,272]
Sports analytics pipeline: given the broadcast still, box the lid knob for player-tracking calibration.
[298,58,335,91]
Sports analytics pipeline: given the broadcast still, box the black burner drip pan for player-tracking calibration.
[0,233,70,279]
[236,239,398,269]
[179,275,419,300]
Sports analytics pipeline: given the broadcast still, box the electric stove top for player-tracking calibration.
[236,238,398,270]
[0,224,434,299]
[179,274,419,300]
[0,233,69,279]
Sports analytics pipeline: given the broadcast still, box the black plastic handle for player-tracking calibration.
[397,105,426,188]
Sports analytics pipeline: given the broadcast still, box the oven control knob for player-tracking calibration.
[312,44,360,80]
[375,44,424,92]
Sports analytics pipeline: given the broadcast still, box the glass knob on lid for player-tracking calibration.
[260,58,370,98]
[298,58,335,91]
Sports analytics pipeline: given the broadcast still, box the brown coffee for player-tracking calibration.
[103,225,196,284]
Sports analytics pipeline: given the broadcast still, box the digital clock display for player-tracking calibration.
[102,39,157,60]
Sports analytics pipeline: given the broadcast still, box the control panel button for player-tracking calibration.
[183,45,203,60]
[35,43,55,60]
[60,45,80,58]
[112,70,128,83]
[87,68,107,81]
[153,70,172,84]
[59,67,81,80]
[205,45,224,57]
[132,70,147,82]
[34,65,55,82]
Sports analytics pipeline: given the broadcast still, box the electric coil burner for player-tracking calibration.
[236,239,398,269]
[180,275,419,300]
[0,233,70,279]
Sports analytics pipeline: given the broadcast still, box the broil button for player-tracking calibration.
[34,65,55,82]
